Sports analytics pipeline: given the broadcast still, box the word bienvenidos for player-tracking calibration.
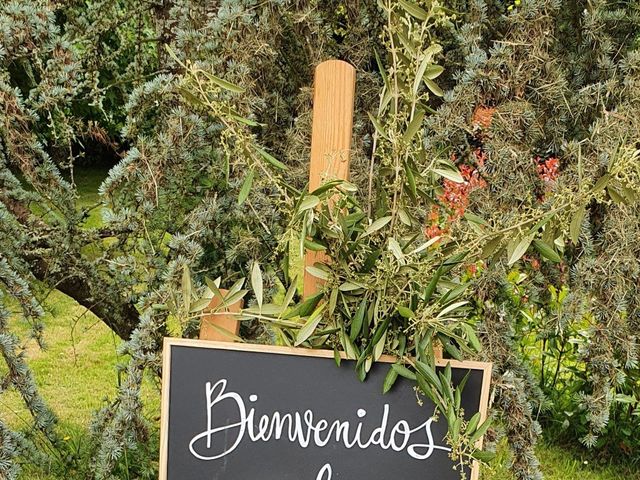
[189,379,450,475]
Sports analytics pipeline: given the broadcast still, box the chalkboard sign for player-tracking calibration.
[160,338,491,480]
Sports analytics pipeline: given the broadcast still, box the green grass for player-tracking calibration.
[4,167,638,479]
[3,289,161,480]
[74,166,108,229]
[482,438,639,480]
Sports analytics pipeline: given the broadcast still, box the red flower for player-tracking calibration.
[536,156,560,182]
[473,148,487,168]
[425,152,488,239]
[425,224,443,239]
[438,163,487,218]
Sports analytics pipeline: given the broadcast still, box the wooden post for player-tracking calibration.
[303,59,356,299]
[199,289,242,342]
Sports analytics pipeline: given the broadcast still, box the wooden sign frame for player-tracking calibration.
[160,337,492,480]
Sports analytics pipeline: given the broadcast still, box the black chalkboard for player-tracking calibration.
[160,339,491,480]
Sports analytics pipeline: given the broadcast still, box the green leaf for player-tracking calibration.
[350,299,367,341]
[298,195,319,212]
[281,278,298,312]
[219,289,248,309]
[284,293,323,319]
[439,367,454,403]
[409,236,440,256]
[443,339,463,360]
[306,266,329,281]
[244,304,282,315]
[373,47,388,88]
[466,412,481,434]
[442,251,467,273]
[398,207,413,226]
[439,282,468,305]
[189,297,211,313]
[423,64,444,80]
[532,239,561,263]
[388,238,404,260]
[238,169,254,205]
[303,239,326,251]
[469,417,493,444]
[482,236,503,258]
[181,265,191,313]
[451,417,462,443]
[433,167,464,183]
[339,281,364,292]
[416,375,442,411]
[621,185,638,203]
[414,360,442,390]
[368,112,389,140]
[341,329,359,360]
[413,56,433,95]
[437,300,468,318]
[423,268,443,303]
[374,330,386,362]
[570,206,586,244]
[391,363,417,381]
[201,70,245,93]
[205,276,223,300]
[472,450,497,463]
[402,110,426,142]
[593,174,610,193]
[254,146,286,170]
[203,322,244,342]
[367,318,390,356]
[607,185,626,203]
[227,278,245,297]
[251,262,263,309]
[507,235,533,266]
[328,287,339,315]
[462,323,482,353]
[294,303,325,346]
[333,346,342,367]
[364,216,392,236]
[178,87,203,107]
[383,367,399,394]
[165,45,186,68]
[310,179,343,196]
[424,78,443,97]
[405,164,417,197]
[398,0,428,20]
[228,113,261,127]
[464,212,488,225]
[397,305,415,318]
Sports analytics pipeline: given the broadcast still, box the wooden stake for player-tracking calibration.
[199,289,242,342]
[303,60,356,299]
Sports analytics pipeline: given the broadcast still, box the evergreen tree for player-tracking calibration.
[1,1,640,479]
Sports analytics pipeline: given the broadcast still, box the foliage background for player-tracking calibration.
[1,0,639,479]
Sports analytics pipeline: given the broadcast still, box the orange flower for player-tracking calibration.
[536,156,560,182]
[438,163,487,218]
[425,224,443,239]
[472,106,496,130]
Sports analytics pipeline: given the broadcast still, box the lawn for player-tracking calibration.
[2,168,638,479]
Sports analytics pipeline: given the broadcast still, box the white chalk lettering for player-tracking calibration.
[316,464,332,480]
[188,378,451,464]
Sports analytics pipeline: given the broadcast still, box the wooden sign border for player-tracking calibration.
[160,338,492,480]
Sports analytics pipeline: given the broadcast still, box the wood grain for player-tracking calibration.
[303,59,356,298]
[199,289,243,342]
